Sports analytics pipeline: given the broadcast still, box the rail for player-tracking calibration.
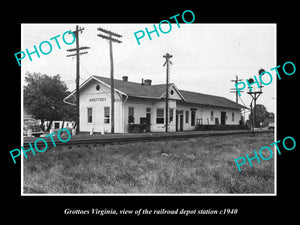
[23,129,273,149]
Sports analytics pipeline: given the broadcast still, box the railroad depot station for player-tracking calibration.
[63,75,247,134]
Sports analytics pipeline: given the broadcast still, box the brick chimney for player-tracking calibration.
[122,76,128,81]
[144,79,152,85]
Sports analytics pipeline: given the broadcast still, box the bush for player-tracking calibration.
[196,124,249,131]
[128,124,150,133]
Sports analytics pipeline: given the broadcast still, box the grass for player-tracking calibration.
[23,132,275,194]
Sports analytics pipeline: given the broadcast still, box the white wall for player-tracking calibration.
[123,97,155,133]
[177,103,242,131]
[79,78,242,133]
[152,99,176,132]
[123,98,177,133]
[79,79,123,133]
[123,98,242,133]
[197,106,241,125]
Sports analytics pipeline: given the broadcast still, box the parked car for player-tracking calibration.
[23,118,44,137]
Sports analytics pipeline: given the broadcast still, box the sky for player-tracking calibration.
[21,23,276,115]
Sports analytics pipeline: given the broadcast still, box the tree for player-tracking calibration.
[248,104,270,127]
[24,72,76,131]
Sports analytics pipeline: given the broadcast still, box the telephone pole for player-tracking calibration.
[230,75,243,103]
[163,53,173,133]
[250,100,254,133]
[97,27,122,134]
[247,69,265,130]
[248,86,262,131]
[66,25,90,135]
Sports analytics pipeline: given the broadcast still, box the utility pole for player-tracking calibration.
[230,75,243,103]
[66,25,90,135]
[247,69,265,130]
[163,53,173,133]
[248,90,262,130]
[250,100,254,133]
[97,27,122,134]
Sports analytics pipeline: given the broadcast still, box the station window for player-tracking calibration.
[156,108,164,124]
[54,122,60,129]
[232,112,235,122]
[169,109,174,122]
[87,108,92,123]
[128,107,134,123]
[104,107,110,124]
[191,110,196,126]
[146,108,151,124]
[211,111,214,122]
[185,111,189,123]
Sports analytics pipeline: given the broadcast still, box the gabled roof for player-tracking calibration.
[94,76,186,100]
[94,76,167,99]
[64,75,247,109]
[179,90,246,109]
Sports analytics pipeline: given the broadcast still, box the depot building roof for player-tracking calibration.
[64,75,247,110]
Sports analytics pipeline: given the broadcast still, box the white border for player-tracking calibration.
[21,23,277,197]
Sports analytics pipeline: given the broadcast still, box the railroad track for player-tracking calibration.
[23,130,273,148]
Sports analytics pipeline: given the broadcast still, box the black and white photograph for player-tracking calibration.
[21,23,276,195]
[4,4,298,221]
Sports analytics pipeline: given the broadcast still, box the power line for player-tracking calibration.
[97,27,122,134]
[80,59,91,77]
[230,75,243,103]
[66,25,90,134]
[117,60,163,75]
[238,95,247,108]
